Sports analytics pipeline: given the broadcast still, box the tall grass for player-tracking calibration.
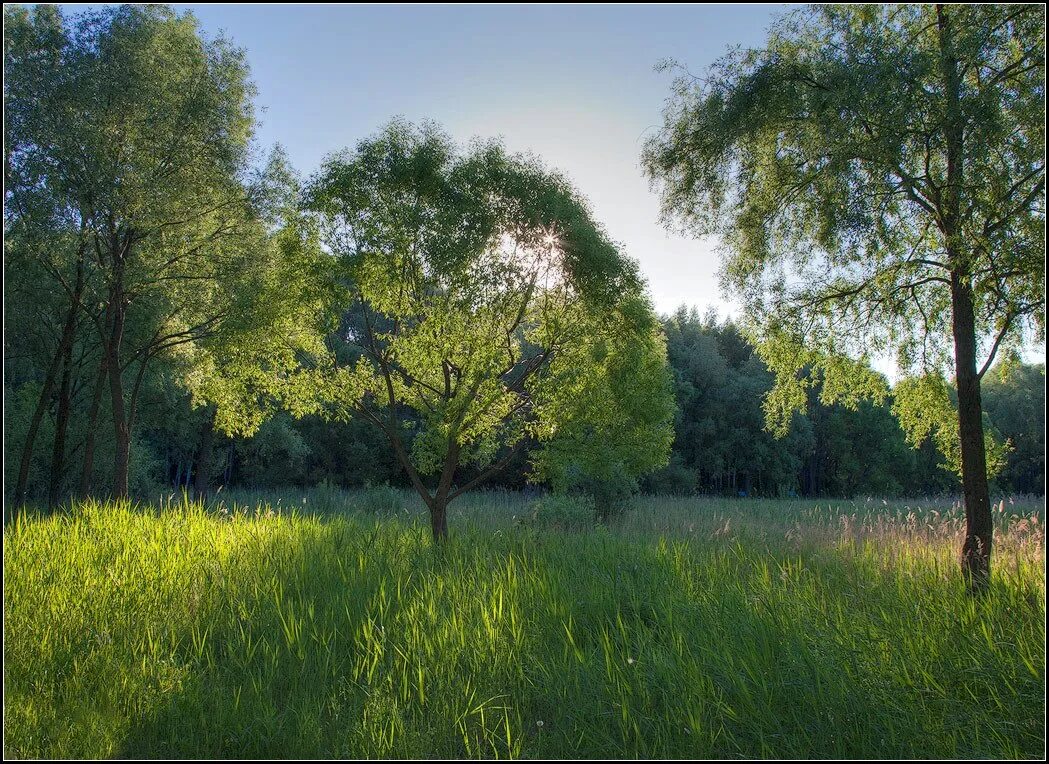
[4,493,1044,758]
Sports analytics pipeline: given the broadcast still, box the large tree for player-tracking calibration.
[5,5,315,500]
[297,121,675,541]
[644,4,1045,591]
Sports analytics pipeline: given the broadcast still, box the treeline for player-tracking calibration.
[8,303,1043,501]
[646,308,1044,498]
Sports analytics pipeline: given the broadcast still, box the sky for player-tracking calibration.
[150,3,791,320]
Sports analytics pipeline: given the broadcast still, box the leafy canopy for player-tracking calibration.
[4,4,329,469]
[643,4,1045,473]
[295,120,674,499]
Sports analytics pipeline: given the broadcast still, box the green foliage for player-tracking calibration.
[754,329,891,439]
[187,151,335,439]
[532,294,676,516]
[232,414,310,488]
[893,373,1009,479]
[983,363,1046,494]
[650,308,906,498]
[643,4,1045,476]
[295,120,673,518]
[3,4,327,501]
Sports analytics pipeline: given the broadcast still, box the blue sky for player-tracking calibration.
[151,3,791,319]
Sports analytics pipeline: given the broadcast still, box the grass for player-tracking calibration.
[4,490,1045,759]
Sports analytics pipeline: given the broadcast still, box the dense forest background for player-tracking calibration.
[7,303,1043,502]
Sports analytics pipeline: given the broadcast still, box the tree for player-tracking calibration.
[983,361,1046,495]
[299,120,674,541]
[6,4,246,499]
[655,308,809,497]
[644,4,1045,591]
[4,4,94,504]
[4,5,318,501]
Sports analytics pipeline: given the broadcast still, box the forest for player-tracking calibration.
[3,3,1045,760]
[9,301,1044,504]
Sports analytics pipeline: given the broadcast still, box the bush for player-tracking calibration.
[641,455,697,495]
[517,494,595,531]
[570,472,637,523]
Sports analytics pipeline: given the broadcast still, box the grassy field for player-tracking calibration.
[4,489,1045,759]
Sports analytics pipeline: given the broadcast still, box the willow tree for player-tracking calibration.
[5,5,278,499]
[300,121,674,540]
[644,4,1045,591]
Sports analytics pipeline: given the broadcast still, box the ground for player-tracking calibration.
[3,490,1045,758]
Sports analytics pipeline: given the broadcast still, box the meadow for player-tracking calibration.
[3,489,1045,759]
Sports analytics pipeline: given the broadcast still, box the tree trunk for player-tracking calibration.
[951,272,993,593]
[79,352,107,497]
[428,441,460,543]
[14,341,64,505]
[107,296,130,499]
[429,497,449,542]
[49,254,86,509]
[105,232,131,500]
[15,275,82,504]
[223,444,234,485]
[938,5,992,593]
[48,345,75,508]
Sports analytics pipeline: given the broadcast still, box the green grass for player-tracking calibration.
[4,491,1045,758]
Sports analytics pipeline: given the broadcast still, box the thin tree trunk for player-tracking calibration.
[107,296,130,499]
[15,277,84,504]
[14,341,64,504]
[224,444,234,485]
[79,351,108,497]
[49,254,86,508]
[951,272,993,593]
[939,4,992,593]
[125,352,152,443]
[106,231,131,500]
[48,346,75,508]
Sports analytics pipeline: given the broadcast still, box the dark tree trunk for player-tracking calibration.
[223,444,235,485]
[48,254,86,508]
[48,346,75,508]
[125,353,152,461]
[15,264,82,504]
[14,342,64,505]
[105,232,132,500]
[107,296,130,499]
[939,5,992,593]
[951,273,993,593]
[428,441,461,543]
[429,497,449,542]
[79,351,107,497]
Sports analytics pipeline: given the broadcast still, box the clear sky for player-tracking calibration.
[149,3,791,320]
